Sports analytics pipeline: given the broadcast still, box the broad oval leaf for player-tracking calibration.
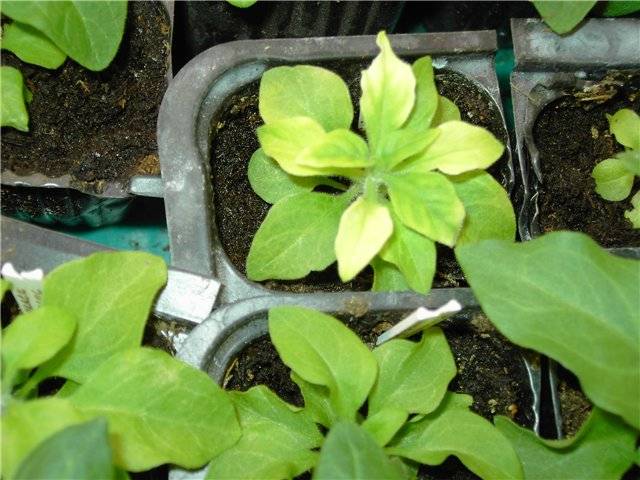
[314,422,405,480]
[456,232,640,429]
[361,31,416,153]
[592,158,634,201]
[388,393,523,480]
[0,66,29,131]
[247,192,349,280]
[269,306,378,421]
[451,171,516,245]
[1,22,66,69]
[39,251,167,383]
[532,0,596,34]
[496,409,637,480]
[15,418,113,480]
[403,56,439,131]
[369,328,456,416]
[300,129,371,169]
[607,109,640,150]
[362,408,409,447]
[260,65,353,131]
[69,348,240,471]
[1,1,127,71]
[385,171,465,247]
[335,196,393,282]
[378,128,440,171]
[371,257,411,292]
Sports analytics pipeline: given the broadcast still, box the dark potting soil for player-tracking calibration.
[1,1,170,194]
[212,62,509,292]
[534,71,640,247]
[555,365,592,438]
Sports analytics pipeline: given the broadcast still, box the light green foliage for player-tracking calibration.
[227,0,258,7]
[592,157,635,200]
[608,108,640,150]
[456,232,640,429]
[314,422,405,480]
[496,409,637,479]
[2,22,66,69]
[625,191,640,228]
[291,373,338,428]
[362,409,408,447]
[1,1,128,71]
[0,66,30,131]
[532,1,597,34]
[388,393,523,480]
[248,31,513,293]
[15,419,114,480]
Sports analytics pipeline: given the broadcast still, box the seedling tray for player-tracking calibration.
[158,31,513,305]
[510,18,640,258]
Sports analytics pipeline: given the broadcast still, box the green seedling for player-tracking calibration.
[532,0,640,34]
[247,31,515,294]
[207,305,523,480]
[591,108,640,228]
[1,252,240,479]
[0,0,128,131]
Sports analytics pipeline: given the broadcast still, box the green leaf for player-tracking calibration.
[607,108,640,150]
[248,148,324,204]
[2,398,88,479]
[495,408,637,480]
[361,31,415,153]
[2,306,76,388]
[532,0,597,34]
[300,129,371,169]
[69,348,240,471]
[14,418,114,480]
[335,196,393,281]
[625,190,640,228]
[1,1,127,71]
[227,0,258,7]
[38,252,167,383]
[377,128,440,170]
[369,328,456,416]
[269,306,377,421]
[380,216,436,294]
[403,56,439,131]
[617,150,640,176]
[430,96,462,127]
[451,171,516,245]
[291,372,338,428]
[410,121,504,175]
[388,393,523,480]
[385,171,465,247]
[603,0,640,16]
[0,66,30,131]
[592,157,635,201]
[314,422,405,480]
[371,257,411,292]
[1,22,66,69]
[362,408,408,447]
[456,232,640,429]
[259,65,353,131]
[247,192,349,280]
[207,386,321,479]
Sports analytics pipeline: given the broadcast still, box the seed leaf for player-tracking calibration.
[592,158,634,201]
[607,108,640,150]
[0,66,30,131]
[625,191,640,228]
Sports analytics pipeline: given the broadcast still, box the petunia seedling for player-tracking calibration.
[246,31,515,294]
[591,108,640,229]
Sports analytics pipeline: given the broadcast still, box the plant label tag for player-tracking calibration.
[1,263,44,313]
[376,299,462,346]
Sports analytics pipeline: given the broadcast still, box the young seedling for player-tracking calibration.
[591,108,640,228]
[247,31,515,294]
[207,305,523,479]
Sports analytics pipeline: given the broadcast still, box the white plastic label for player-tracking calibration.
[1,263,44,313]
[376,299,462,346]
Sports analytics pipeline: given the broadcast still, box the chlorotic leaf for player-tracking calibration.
[403,56,439,131]
[369,328,456,416]
[1,21,66,69]
[456,232,640,429]
[451,171,516,245]
[14,418,114,480]
[362,408,408,447]
[269,306,377,422]
[247,192,349,280]
[69,348,240,471]
[378,128,440,171]
[301,129,371,169]
[260,65,353,131]
[385,171,465,247]
[388,393,523,480]
[314,422,405,480]
[335,196,393,281]
[1,0,127,71]
[495,408,637,480]
[592,157,635,201]
[38,252,167,383]
[625,190,640,228]
[361,31,415,153]
[292,372,338,428]
[607,108,640,150]
[532,0,597,34]
[430,96,462,127]
[371,257,411,292]
[0,66,30,131]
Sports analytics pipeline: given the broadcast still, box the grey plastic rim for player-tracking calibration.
[157,31,513,305]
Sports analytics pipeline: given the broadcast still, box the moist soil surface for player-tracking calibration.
[212,61,509,292]
[1,1,170,194]
[534,71,640,247]
[224,309,535,479]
